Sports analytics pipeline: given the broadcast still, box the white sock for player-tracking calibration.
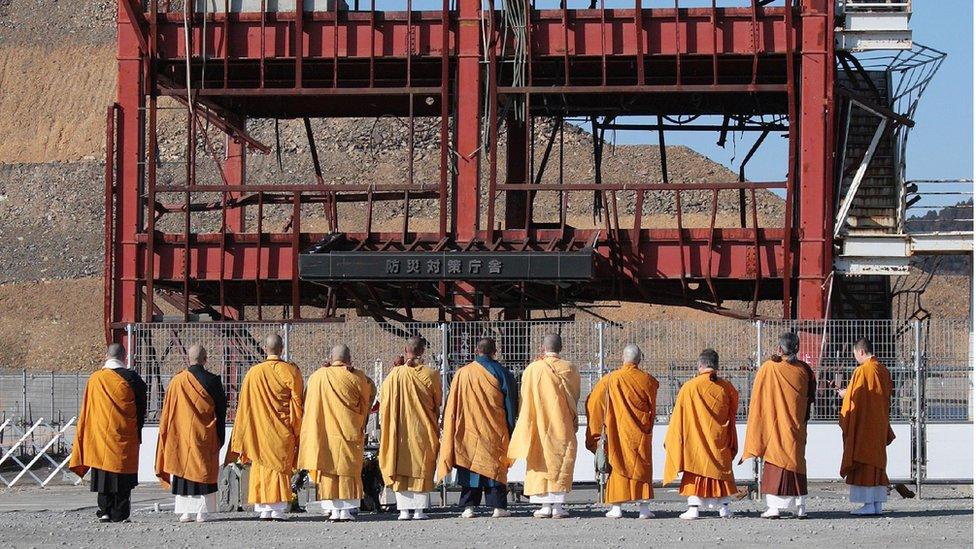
[552,503,564,512]
[540,504,552,514]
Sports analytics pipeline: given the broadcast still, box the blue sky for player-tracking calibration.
[599,1,973,193]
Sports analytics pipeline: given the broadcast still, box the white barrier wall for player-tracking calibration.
[137,422,929,484]
[926,424,974,480]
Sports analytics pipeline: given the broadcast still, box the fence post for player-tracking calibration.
[51,370,55,423]
[753,319,763,498]
[596,322,605,502]
[282,323,291,361]
[22,369,27,420]
[913,318,924,499]
[125,324,134,369]
[439,322,449,507]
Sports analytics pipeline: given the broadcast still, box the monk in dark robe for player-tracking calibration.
[156,344,227,523]
[741,332,816,519]
[69,343,147,523]
[839,337,895,515]
[437,338,518,519]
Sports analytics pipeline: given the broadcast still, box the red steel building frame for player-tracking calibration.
[105,0,835,341]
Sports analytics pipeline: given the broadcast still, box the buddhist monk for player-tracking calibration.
[437,337,518,519]
[379,336,442,520]
[508,333,581,519]
[838,337,895,515]
[69,343,147,523]
[155,344,227,523]
[585,344,659,519]
[741,332,815,519]
[225,334,304,521]
[664,349,739,520]
[298,344,376,522]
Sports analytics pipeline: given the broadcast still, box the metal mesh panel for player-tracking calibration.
[605,320,757,421]
[132,323,285,421]
[922,319,972,423]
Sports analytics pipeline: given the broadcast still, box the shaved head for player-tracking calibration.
[622,344,642,365]
[106,343,125,361]
[854,338,874,355]
[263,334,284,356]
[476,338,496,357]
[542,333,562,353]
[188,344,207,365]
[331,344,351,364]
[406,335,426,357]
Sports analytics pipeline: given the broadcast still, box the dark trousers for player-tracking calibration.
[96,489,132,522]
[459,485,508,510]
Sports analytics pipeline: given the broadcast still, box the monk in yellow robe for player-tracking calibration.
[298,344,376,522]
[508,333,581,519]
[224,334,304,521]
[741,332,815,519]
[379,335,442,520]
[664,348,739,520]
[437,338,518,519]
[69,343,147,523]
[585,344,659,520]
[155,344,227,523]
[839,337,895,516]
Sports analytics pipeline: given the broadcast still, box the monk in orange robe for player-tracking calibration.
[155,344,227,523]
[437,338,518,519]
[585,343,659,519]
[298,344,376,522]
[224,334,304,521]
[741,332,815,519]
[839,337,895,515]
[664,348,739,520]
[508,333,581,519]
[379,335,442,520]
[69,343,147,523]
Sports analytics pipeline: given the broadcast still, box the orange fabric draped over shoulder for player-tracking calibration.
[741,357,815,474]
[663,373,739,485]
[378,362,442,492]
[839,357,895,479]
[69,369,142,477]
[297,363,375,478]
[156,370,221,487]
[225,358,304,474]
[507,356,581,495]
[436,361,512,484]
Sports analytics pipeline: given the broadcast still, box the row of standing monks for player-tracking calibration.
[68,332,895,523]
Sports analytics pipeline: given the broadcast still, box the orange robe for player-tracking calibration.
[840,357,895,486]
[663,372,739,499]
[508,355,581,496]
[436,361,514,484]
[225,356,304,505]
[585,363,659,504]
[379,361,442,493]
[741,357,815,491]
[69,368,146,477]
[155,369,223,487]
[297,362,375,501]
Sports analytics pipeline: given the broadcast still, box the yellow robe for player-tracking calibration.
[225,356,304,505]
[840,357,895,486]
[69,369,144,477]
[436,361,514,484]
[297,362,375,500]
[379,361,442,493]
[155,370,221,487]
[585,363,659,504]
[663,372,739,497]
[508,355,581,496]
[741,357,815,475]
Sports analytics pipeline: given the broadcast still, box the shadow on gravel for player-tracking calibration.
[812,509,973,520]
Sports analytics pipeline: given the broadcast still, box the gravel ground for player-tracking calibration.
[0,483,970,548]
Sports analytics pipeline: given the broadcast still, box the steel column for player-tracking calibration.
[796,0,833,319]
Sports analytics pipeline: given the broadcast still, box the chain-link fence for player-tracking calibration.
[1,319,971,427]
